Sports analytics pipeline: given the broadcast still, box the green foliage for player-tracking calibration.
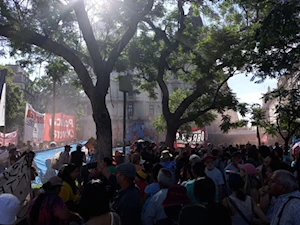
[0,65,26,131]
[263,87,300,143]
[243,0,300,80]
[152,114,166,134]
[46,58,69,82]
[250,104,266,127]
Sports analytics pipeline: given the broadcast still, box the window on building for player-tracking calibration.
[128,103,134,117]
[149,105,154,116]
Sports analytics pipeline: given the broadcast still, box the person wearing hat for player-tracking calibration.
[203,153,225,202]
[160,150,176,183]
[238,163,262,204]
[161,184,192,224]
[111,163,141,225]
[0,193,20,225]
[135,169,149,198]
[27,176,82,225]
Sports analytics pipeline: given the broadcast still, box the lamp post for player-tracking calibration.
[119,75,132,155]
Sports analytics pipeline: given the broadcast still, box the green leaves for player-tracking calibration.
[0,65,26,131]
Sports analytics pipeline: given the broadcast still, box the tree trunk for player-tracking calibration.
[256,126,261,147]
[284,138,289,155]
[91,89,112,160]
[165,123,179,152]
[51,80,56,142]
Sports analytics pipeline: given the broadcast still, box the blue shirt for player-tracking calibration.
[271,191,300,225]
[142,189,168,225]
[142,182,161,216]
[161,161,176,183]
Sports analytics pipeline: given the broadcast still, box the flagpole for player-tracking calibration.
[0,69,7,147]
[3,125,5,147]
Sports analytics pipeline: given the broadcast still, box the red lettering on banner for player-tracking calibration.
[26,110,36,119]
[43,113,76,142]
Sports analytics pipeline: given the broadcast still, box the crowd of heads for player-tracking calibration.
[2,140,300,225]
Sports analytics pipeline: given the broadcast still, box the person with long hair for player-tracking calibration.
[222,174,268,225]
[58,164,81,212]
[27,176,81,225]
[80,180,121,225]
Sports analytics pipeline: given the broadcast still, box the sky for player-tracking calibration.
[228,74,278,107]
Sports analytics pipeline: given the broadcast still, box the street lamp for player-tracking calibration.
[119,75,132,155]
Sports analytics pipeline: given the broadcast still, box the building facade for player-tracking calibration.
[7,65,39,109]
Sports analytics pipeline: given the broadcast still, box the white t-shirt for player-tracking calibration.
[205,167,224,201]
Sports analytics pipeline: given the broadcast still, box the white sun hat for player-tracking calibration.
[0,193,20,225]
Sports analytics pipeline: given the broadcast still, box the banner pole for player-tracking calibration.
[3,125,5,146]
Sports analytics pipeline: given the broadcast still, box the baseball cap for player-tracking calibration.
[0,193,20,225]
[47,176,63,186]
[201,153,216,162]
[116,163,136,178]
[64,145,72,148]
[162,184,191,207]
[238,163,257,176]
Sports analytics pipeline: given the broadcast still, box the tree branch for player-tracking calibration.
[106,0,154,72]
[178,107,212,126]
[0,25,94,98]
[175,73,234,121]
[73,0,104,73]
[143,18,172,46]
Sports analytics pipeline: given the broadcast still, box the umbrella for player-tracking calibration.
[292,142,300,156]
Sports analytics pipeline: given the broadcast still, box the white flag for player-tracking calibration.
[0,83,6,126]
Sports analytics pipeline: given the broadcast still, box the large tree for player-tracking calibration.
[126,1,250,148]
[0,0,154,158]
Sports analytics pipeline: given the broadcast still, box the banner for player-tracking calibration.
[24,103,45,144]
[174,128,206,148]
[0,155,32,224]
[43,113,76,142]
[0,130,18,146]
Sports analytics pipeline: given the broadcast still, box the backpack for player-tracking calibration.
[51,151,63,170]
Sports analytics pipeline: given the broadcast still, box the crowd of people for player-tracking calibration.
[1,141,300,225]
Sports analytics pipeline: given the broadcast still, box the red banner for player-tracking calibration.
[43,113,76,142]
[0,130,18,146]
